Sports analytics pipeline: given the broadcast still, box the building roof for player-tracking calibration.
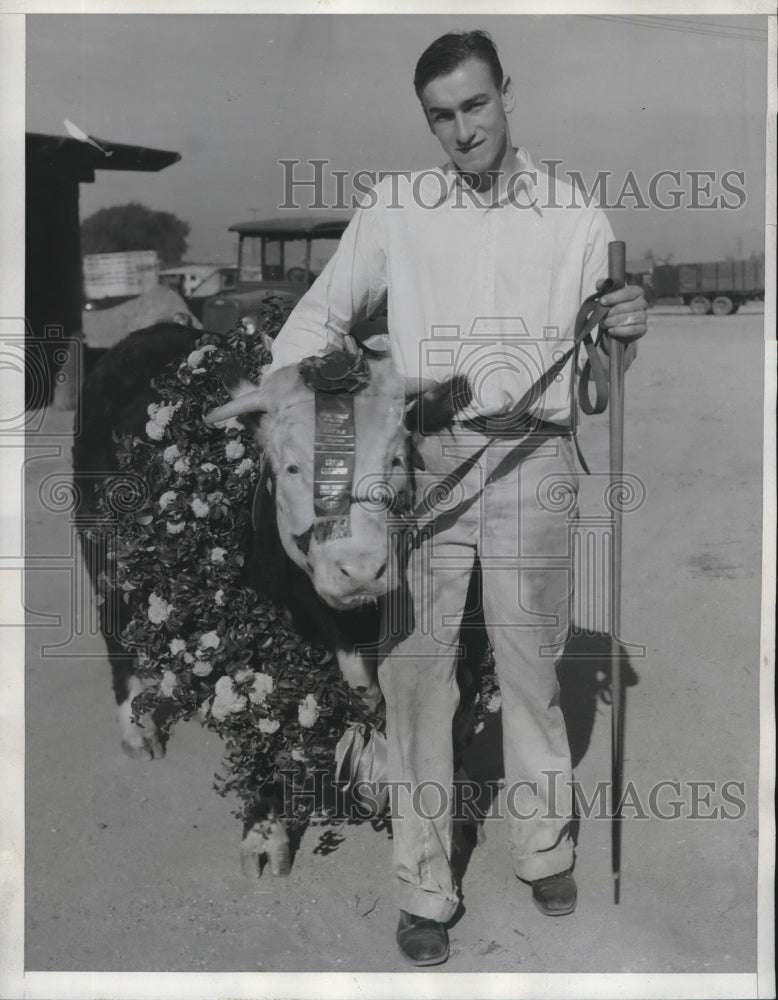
[159,264,232,276]
[228,216,352,239]
[26,132,180,183]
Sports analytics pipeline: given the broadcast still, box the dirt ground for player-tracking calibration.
[19,309,768,988]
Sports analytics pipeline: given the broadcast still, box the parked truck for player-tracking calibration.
[201,216,351,333]
[651,257,764,315]
[200,215,388,345]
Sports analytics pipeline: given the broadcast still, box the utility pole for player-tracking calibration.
[248,209,261,266]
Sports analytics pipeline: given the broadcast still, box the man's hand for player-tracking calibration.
[596,281,648,343]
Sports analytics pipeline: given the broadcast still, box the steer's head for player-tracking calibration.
[206,353,412,610]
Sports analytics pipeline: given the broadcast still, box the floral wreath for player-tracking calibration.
[98,308,499,830]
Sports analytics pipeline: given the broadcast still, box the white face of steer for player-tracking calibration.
[213,358,411,610]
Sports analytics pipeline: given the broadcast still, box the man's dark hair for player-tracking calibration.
[413,30,504,97]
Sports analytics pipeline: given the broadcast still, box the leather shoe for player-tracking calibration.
[531,869,577,916]
[396,909,450,966]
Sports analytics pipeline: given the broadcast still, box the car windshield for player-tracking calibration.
[238,236,341,284]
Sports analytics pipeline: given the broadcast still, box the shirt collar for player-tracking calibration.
[440,147,537,207]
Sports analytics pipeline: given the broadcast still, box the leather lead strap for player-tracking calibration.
[251,286,615,549]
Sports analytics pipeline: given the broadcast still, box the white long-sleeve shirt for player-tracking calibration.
[268,149,616,426]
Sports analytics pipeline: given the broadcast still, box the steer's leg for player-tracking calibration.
[111,648,165,760]
[335,648,382,714]
[240,797,291,879]
[77,525,164,760]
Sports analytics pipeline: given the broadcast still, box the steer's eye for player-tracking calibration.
[285,463,300,475]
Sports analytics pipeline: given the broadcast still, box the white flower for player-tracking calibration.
[248,672,274,706]
[192,659,212,677]
[484,689,502,713]
[163,444,181,463]
[190,498,210,518]
[199,631,220,650]
[169,638,186,655]
[183,652,194,664]
[225,440,245,460]
[174,457,190,473]
[155,403,180,429]
[211,676,247,720]
[166,520,185,535]
[210,547,227,563]
[146,402,180,439]
[200,462,218,473]
[216,416,242,432]
[160,670,178,698]
[186,345,217,369]
[148,593,171,624]
[298,693,320,729]
[291,748,307,763]
[258,717,280,735]
[214,589,225,606]
[146,419,165,441]
[159,490,178,511]
[235,458,254,476]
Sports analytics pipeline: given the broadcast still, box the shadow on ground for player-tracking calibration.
[453,630,639,894]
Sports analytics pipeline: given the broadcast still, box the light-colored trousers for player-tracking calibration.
[377,425,579,922]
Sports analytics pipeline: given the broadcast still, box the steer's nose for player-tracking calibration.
[338,558,387,582]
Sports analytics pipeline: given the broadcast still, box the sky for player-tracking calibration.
[21,10,771,267]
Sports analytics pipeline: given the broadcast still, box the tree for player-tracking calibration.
[643,248,674,265]
[81,202,190,266]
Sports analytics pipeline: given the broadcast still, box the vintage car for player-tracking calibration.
[201,216,352,334]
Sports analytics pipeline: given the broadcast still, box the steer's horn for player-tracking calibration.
[204,389,267,424]
[204,356,269,425]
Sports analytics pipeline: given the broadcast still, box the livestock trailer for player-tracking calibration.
[652,258,765,315]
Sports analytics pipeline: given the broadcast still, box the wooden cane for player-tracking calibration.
[607,240,627,904]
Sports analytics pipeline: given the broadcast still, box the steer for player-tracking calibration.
[73,322,475,872]
[74,322,202,758]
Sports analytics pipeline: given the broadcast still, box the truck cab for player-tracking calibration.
[202,216,351,333]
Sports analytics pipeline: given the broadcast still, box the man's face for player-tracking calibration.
[419,56,515,186]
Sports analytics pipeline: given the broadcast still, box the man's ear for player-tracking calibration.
[420,105,436,135]
[501,75,515,115]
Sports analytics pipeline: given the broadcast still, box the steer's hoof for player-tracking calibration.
[120,725,165,760]
[240,848,263,882]
[240,819,292,879]
[269,842,292,877]
[119,695,165,759]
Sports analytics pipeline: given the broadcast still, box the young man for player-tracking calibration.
[266,31,647,965]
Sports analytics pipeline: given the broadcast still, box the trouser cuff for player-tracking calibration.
[512,843,575,883]
[395,881,459,923]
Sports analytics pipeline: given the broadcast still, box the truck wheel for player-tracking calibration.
[711,296,734,316]
[689,295,712,315]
